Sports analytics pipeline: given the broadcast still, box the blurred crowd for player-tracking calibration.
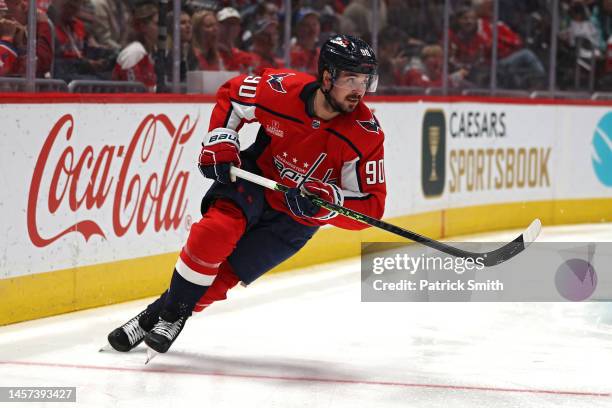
[1,0,612,93]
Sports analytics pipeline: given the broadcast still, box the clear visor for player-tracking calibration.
[332,72,379,93]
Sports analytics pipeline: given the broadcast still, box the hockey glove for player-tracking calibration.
[198,128,241,184]
[285,180,343,220]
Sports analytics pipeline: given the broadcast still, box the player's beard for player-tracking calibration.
[327,92,361,114]
[343,93,362,112]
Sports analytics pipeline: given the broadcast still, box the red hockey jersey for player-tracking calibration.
[208,68,386,230]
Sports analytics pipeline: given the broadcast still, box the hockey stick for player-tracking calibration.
[229,167,541,267]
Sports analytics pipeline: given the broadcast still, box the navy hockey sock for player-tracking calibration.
[162,269,210,320]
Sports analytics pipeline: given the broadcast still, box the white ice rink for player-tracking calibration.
[1,223,611,407]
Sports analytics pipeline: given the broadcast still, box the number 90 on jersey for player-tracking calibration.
[365,159,385,185]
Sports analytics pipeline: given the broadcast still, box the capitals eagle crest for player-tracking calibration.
[267,73,295,93]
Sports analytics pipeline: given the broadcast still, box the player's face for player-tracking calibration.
[328,71,368,112]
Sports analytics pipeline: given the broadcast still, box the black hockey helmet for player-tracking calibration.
[318,34,378,92]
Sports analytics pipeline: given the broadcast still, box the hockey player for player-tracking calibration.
[107,34,386,354]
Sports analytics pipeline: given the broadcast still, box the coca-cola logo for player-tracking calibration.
[27,113,198,247]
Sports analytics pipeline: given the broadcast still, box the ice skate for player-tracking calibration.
[107,309,159,352]
[144,310,188,354]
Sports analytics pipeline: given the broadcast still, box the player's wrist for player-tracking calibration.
[203,128,240,150]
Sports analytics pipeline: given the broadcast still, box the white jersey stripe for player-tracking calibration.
[175,257,216,286]
[228,101,257,129]
[341,158,369,198]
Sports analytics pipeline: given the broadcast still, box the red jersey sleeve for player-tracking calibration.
[327,126,386,231]
[208,74,261,131]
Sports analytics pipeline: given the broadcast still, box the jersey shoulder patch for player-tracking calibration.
[266,72,296,93]
[357,117,381,134]
[355,105,382,135]
[261,69,316,97]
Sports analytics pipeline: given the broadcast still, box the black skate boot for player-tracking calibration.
[107,309,159,352]
[144,309,189,353]
[107,291,167,352]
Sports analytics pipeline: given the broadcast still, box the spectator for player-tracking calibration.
[217,7,241,49]
[257,1,279,23]
[449,6,488,86]
[0,16,22,75]
[318,8,342,44]
[386,0,443,46]
[591,0,612,52]
[77,0,97,41]
[189,10,224,70]
[474,0,546,88]
[37,0,51,12]
[188,0,222,12]
[593,0,612,50]
[375,25,407,86]
[342,0,387,40]
[91,0,131,52]
[559,0,601,50]
[112,1,158,91]
[0,0,52,77]
[593,0,612,89]
[217,7,252,72]
[402,44,469,88]
[241,1,279,49]
[298,0,344,44]
[498,0,546,40]
[249,18,283,74]
[556,0,603,89]
[48,0,112,80]
[290,7,320,76]
[166,8,192,81]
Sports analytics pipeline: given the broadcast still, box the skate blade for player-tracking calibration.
[145,347,159,364]
[99,343,112,352]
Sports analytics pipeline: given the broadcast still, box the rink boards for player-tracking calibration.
[1,93,611,324]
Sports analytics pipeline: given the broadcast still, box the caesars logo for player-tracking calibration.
[447,110,551,193]
[592,112,612,187]
[422,108,552,196]
[421,110,446,197]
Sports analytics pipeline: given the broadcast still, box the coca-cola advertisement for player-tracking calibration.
[1,104,257,278]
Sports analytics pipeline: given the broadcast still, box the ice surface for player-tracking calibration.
[0,223,611,407]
